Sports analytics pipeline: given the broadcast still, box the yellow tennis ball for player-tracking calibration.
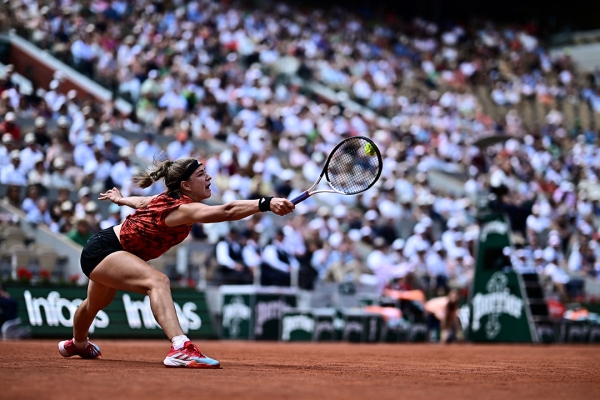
[364,142,376,156]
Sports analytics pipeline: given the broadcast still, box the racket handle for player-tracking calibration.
[291,191,310,205]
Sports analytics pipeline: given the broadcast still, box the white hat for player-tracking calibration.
[360,226,372,237]
[34,116,46,127]
[414,224,425,234]
[433,241,443,252]
[2,133,13,143]
[329,232,343,248]
[392,238,405,250]
[100,123,112,133]
[548,235,560,246]
[280,169,295,181]
[60,200,73,212]
[49,80,59,90]
[57,116,70,127]
[447,218,458,229]
[9,149,20,160]
[464,230,478,242]
[348,229,362,242]
[82,132,94,144]
[4,112,15,122]
[24,132,36,144]
[333,205,347,218]
[415,240,429,252]
[365,209,379,221]
[373,236,386,248]
[78,186,91,198]
[33,154,44,164]
[84,201,98,213]
[421,216,432,227]
[533,249,544,260]
[451,248,466,259]
[118,147,131,158]
[53,157,66,169]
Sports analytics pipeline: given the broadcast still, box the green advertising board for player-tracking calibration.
[468,213,536,342]
[220,286,297,341]
[5,285,217,339]
[342,310,382,343]
[281,310,314,341]
[313,308,336,341]
[221,292,253,340]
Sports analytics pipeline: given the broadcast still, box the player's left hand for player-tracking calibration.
[270,198,295,216]
[99,187,123,204]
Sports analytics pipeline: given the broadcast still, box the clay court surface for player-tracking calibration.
[1,340,599,400]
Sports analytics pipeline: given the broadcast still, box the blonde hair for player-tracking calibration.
[132,157,197,194]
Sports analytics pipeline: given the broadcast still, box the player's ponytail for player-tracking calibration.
[132,157,198,193]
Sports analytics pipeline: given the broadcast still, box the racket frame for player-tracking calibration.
[291,136,382,205]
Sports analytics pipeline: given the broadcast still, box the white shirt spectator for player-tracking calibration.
[0,163,27,185]
[166,140,194,161]
[74,142,96,168]
[135,137,161,163]
[19,146,44,175]
[263,241,298,273]
[110,161,134,187]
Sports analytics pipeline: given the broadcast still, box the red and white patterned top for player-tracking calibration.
[119,192,193,261]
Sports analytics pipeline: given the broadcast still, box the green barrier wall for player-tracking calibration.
[5,285,217,339]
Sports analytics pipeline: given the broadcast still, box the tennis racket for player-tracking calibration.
[290,136,383,205]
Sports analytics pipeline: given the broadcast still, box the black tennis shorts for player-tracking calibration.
[81,227,124,278]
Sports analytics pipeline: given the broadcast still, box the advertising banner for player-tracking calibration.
[468,213,535,342]
[6,285,216,339]
[281,311,314,342]
[220,286,297,340]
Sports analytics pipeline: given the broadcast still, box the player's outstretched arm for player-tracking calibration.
[166,198,294,226]
[98,187,157,209]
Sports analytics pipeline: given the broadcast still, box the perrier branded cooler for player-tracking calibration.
[220,285,297,340]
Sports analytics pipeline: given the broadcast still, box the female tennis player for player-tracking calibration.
[58,157,294,368]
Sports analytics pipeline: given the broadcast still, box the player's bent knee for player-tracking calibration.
[148,272,171,291]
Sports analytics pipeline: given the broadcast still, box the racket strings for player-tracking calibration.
[326,138,381,194]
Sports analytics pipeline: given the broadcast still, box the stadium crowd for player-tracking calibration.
[0,0,598,303]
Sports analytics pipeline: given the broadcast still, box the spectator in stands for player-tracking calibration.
[261,229,297,286]
[215,229,253,285]
[67,216,93,247]
[73,132,95,168]
[19,133,44,175]
[109,147,134,188]
[135,133,161,164]
[0,133,15,166]
[32,116,51,149]
[21,184,40,214]
[48,158,74,190]
[100,203,122,230]
[25,197,52,228]
[59,200,74,234]
[167,131,193,161]
[426,241,449,296]
[1,150,27,186]
[74,187,92,217]
[83,201,101,233]
[3,184,22,208]
[27,155,51,187]
[0,112,21,141]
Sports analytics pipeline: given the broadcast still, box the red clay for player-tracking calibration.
[1,340,599,400]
